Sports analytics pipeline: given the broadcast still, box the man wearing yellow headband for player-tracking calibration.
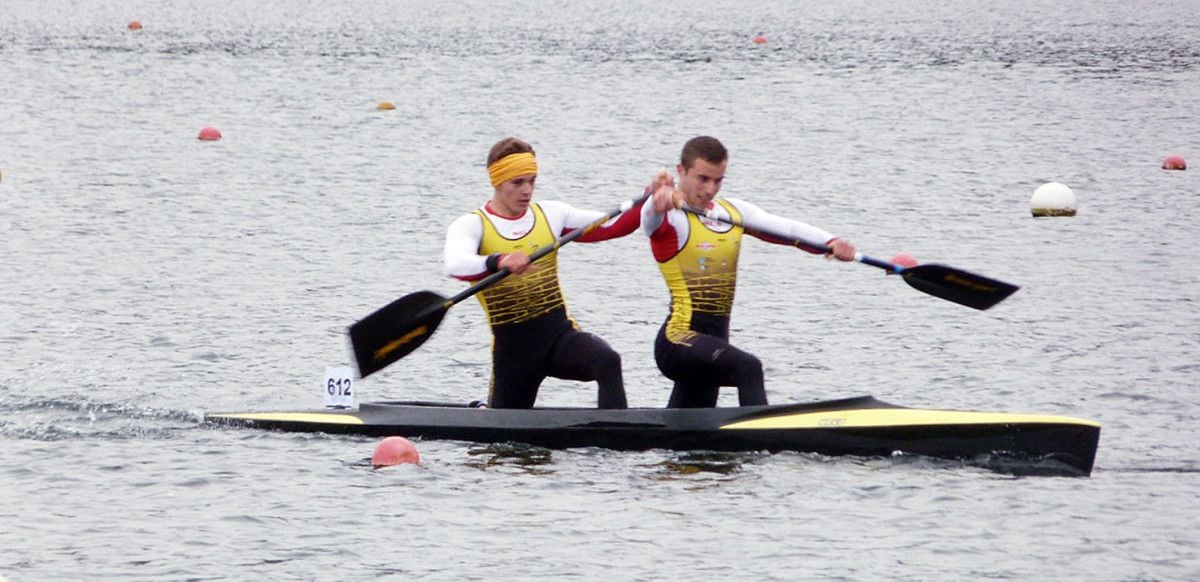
[444,137,645,409]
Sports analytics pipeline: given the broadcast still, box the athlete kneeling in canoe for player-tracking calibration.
[444,137,644,409]
[643,136,857,408]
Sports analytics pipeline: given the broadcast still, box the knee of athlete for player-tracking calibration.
[598,348,621,370]
[739,353,763,377]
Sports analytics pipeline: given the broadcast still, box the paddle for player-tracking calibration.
[349,193,650,378]
[679,206,1019,310]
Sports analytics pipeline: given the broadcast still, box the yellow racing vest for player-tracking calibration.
[474,204,568,327]
[657,200,743,342]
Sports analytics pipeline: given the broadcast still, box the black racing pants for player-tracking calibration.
[490,311,627,409]
[654,313,766,408]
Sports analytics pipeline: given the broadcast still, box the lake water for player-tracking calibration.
[2,0,1199,579]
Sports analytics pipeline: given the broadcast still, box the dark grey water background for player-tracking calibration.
[3,0,1199,579]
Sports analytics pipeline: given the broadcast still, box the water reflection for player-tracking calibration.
[465,443,555,475]
[865,451,1088,478]
[649,451,760,478]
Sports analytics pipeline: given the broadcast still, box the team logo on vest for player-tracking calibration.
[699,217,733,232]
[695,242,716,251]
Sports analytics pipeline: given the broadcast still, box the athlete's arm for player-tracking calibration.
[728,198,841,255]
[444,214,491,281]
[641,197,692,262]
[640,188,667,236]
[545,199,646,243]
[641,172,680,235]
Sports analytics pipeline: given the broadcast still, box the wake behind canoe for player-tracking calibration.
[206,395,1100,476]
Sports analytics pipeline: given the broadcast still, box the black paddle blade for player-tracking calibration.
[900,264,1020,310]
[349,291,449,378]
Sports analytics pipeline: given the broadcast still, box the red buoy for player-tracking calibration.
[753,34,767,45]
[1162,155,1187,171]
[889,252,919,272]
[372,437,420,467]
[197,126,222,141]
[127,21,143,31]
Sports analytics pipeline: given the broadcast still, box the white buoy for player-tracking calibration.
[1030,182,1077,217]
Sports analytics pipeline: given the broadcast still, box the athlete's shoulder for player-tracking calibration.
[721,196,752,209]
[722,197,766,217]
[535,199,572,214]
[447,210,485,235]
[648,206,688,237]
[536,199,584,228]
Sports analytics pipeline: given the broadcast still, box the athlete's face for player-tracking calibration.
[676,157,726,209]
[492,173,537,217]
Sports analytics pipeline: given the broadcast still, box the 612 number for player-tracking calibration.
[327,377,353,397]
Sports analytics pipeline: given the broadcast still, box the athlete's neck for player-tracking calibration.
[485,200,528,220]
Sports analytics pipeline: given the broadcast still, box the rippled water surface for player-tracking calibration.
[3,1,1199,579]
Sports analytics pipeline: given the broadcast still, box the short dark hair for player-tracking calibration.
[487,137,535,166]
[680,136,727,169]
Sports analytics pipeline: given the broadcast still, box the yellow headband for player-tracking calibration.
[487,152,538,187]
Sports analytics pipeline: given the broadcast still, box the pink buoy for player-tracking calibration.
[753,34,767,45]
[889,252,918,273]
[197,126,222,141]
[372,436,420,468]
[1162,155,1187,171]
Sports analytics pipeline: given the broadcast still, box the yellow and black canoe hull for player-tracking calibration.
[206,396,1100,476]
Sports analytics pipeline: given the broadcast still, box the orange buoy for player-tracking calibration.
[1162,155,1187,171]
[127,21,143,31]
[377,101,396,110]
[197,126,222,141]
[372,436,420,467]
[889,252,919,270]
[753,34,767,45]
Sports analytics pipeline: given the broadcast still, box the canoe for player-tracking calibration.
[206,395,1100,476]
